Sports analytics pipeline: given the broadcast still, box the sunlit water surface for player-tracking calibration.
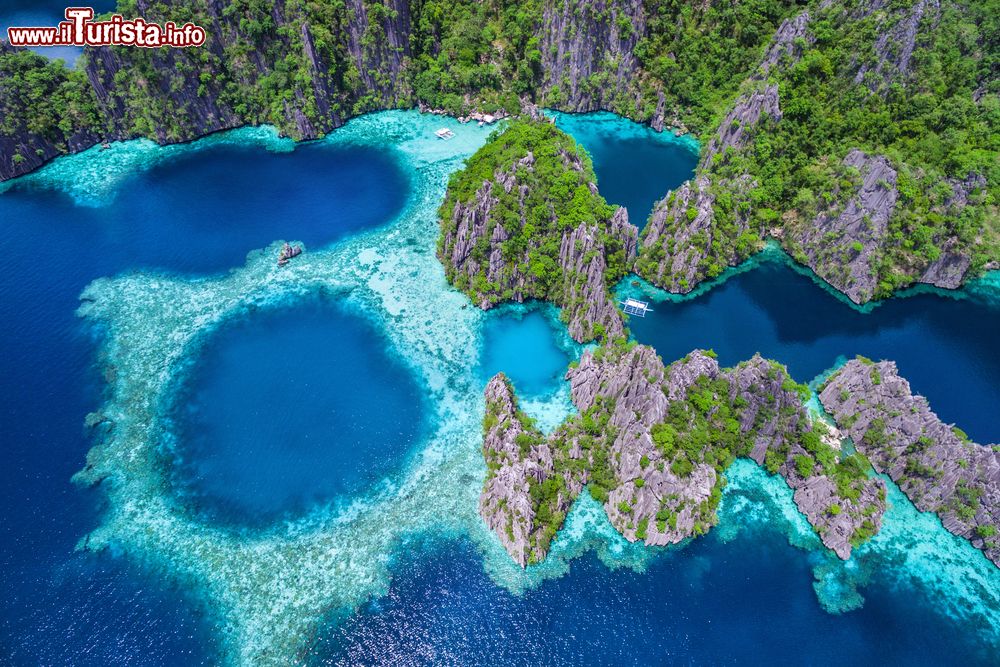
[0,110,997,665]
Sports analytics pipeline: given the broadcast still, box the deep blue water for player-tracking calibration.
[627,259,1000,444]
[552,112,699,227]
[1,112,999,666]
[479,308,570,397]
[313,531,991,666]
[169,295,426,526]
[0,141,408,663]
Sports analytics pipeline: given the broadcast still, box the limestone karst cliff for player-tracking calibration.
[437,120,636,342]
[2,0,994,302]
[821,357,1000,566]
[480,342,887,566]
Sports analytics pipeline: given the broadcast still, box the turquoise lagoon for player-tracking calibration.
[0,110,998,665]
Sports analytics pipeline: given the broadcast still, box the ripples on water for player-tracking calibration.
[312,533,992,667]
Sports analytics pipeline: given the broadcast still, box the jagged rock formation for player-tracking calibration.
[820,358,1000,567]
[635,85,780,291]
[438,120,636,343]
[633,0,993,304]
[757,11,813,76]
[537,0,651,121]
[0,0,415,180]
[853,0,941,93]
[917,173,989,289]
[480,374,560,566]
[703,86,782,164]
[480,343,887,566]
[785,149,899,304]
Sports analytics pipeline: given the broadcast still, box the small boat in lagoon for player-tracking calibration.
[278,243,302,266]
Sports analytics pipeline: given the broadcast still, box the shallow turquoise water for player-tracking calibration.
[0,124,412,663]
[0,109,998,666]
[479,306,572,398]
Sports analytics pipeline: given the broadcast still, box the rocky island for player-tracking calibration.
[480,341,887,566]
[820,358,1000,566]
[2,0,994,307]
[438,119,636,342]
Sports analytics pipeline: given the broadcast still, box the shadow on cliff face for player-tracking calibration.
[629,258,1000,443]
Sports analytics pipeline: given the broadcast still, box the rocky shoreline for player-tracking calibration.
[631,3,991,305]
[3,0,993,307]
[480,342,887,566]
[820,358,1000,566]
[437,120,636,343]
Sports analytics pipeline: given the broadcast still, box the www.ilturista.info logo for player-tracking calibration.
[6,7,206,48]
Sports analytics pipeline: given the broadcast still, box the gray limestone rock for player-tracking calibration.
[439,140,637,343]
[854,0,941,94]
[479,374,564,567]
[786,149,899,304]
[703,85,782,166]
[480,345,887,566]
[916,173,987,289]
[820,359,1000,567]
[758,11,813,76]
[538,0,646,114]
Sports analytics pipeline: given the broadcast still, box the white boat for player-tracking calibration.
[435,128,455,140]
[621,298,652,317]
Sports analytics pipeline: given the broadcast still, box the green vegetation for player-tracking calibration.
[0,49,103,149]
[482,375,567,559]
[0,0,804,146]
[701,0,998,296]
[438,120,630,342]
[483,345,886,562]
[633,0,802,131]
[3,1,993,304]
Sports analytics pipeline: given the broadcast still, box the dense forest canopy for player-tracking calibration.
[1,0,997,298]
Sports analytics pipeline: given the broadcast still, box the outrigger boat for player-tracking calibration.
[621,297,652,317]
[277,243,302,266]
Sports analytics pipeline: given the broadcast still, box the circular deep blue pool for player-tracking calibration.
[167,295,428,526]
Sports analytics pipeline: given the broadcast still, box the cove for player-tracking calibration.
[167,295,427,526]
[551,111,699,227]
[479,305,573,398]
[624,250,1000,444]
